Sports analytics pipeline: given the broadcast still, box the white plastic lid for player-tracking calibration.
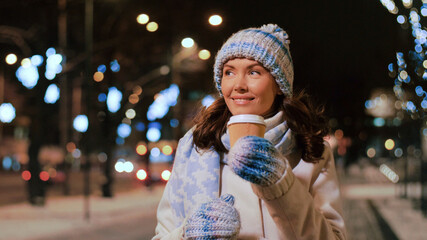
[227,114,266,126]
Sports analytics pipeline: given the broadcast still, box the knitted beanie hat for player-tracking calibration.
[214,24,294,97]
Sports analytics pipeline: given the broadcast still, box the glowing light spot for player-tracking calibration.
[123,161,134,173]
[0,103,16,123]
[146,22,158,32]
[72,149,81,158]
[129,94,139,104]
[22,170,31,181]
[170,119,179,128]
[373,118,385,127]
[5,53,17,65]
[97,64,107,73]
[162,145,173,155]
[147,128,161,142]
[137,13,149,24]
[136,169,147,180]
[39,171,49,181]
[125,109,136,119]
[117,123,131,138]
[147,84,180,121]
[31,55,44,66]
[202,95,215,107]
[379,164,399,183]
[98,152,107,163]
[397,15,406,24]
[135,122,145,131]
[2,157,12,170]
[209,15,223,26]
[367,148,376,158]
[198,49,211,60]
[21,58,31,68]
[44,84,60,104]
[73,115,89,133]
[385,139,395,150]
[110,60,120,72]
[93,71,104,82]
[161,170,171,181]
[388,63,394,72]
[115,161,124,173]
[46,47,56,57]
[107,87,122,113]
[136,144,148,155]
[181,37,195,48]
[151,147,161,158]
[98,93,107,102]
[133,86,143,95]
[66,142,76,153]
[394,148,403,158]
[16,65,39,89]
[160,65,170,75]
[334,129,344,139]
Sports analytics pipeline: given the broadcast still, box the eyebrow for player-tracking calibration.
[223,62,263,69]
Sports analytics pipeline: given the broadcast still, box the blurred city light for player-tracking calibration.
[198,49,211,60]
[39,171,49,181]
[30,55,43,67]
[72,148,81,158]
[116,137,125,145]
[379,0,399,14]
[97,64,107,73]
[2,156,12,170]
[125,109,136,119]
[0,103,16,123]
[128,94,139,104]
[162,145,173,155]
[117,123,131,138]
[209,15,223,26]
[136,169,147,180]
[21,170,31,181]
[146,22,158,32]
[147,84,180,121]
[16,64,39,89]
[160,65,170,75]
[5,53,17,65]
[136,143,148,155]
[385,139,395,150]
[367,147,376,158]
[170,119,179,128]
[137,13,149,24]
[379,164,399,183]
[115,161,124,173]
[110,59,120,72]
[107,87,122,113]
[394,147,403,157]
[161,170,171,181]
[402,0,413,9]
[93,71,104,82]
[97,152,108,163]
[422,6,427,17]
[151,147,160,157]
[397,15,406,24]
[21,58,31,67]
[123,161,134,173]
[147,127,161,142]
[98,93,107,102]
[73,115,89,133]
[181,37,195,48]
[132,85,143,95]
[45,50,63,80]
[202,95,215,107]
[44,83,60,104]
[373,117,385,127]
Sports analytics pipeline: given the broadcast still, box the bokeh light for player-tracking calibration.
[385,139,395,150]
[367,148,376,158]
[73,115,89,133]
[117,123,132,138]
[146,22,158,32]
[209,15,223,26]
[162,145,173,156]
[44,84,60,104]
[0,103,16,123]
[107,87,122,113]
[137,13,149,24]
[136,143,148,155]
[198,49,211,60]
[125,109,136,119]
[93,71,104,82]
[161,170,171,181]
[5,53,17,65]
[181,37,195,48]
[136,169,147,180]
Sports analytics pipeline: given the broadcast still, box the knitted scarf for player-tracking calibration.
[168,111,295,227]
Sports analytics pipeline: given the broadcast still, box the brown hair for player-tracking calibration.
[192,90,329,163]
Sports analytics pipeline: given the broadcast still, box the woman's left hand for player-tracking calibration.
[228,136,287,186]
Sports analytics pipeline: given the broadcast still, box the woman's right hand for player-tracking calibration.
[184,194,241,239]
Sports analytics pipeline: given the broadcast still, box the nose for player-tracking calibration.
[233,74,248,92]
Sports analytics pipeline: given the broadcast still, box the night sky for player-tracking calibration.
[0,0,406,137]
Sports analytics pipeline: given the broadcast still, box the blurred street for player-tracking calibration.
[0,160,426,240]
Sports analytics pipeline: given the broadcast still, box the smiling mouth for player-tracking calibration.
[232,97,254,104]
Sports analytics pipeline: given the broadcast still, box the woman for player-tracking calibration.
[153,24,347,239]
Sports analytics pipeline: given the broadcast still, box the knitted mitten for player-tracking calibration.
[184,194,241,240]
[228,136,286,186]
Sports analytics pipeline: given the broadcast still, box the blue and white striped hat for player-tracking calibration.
[214,24,294,97]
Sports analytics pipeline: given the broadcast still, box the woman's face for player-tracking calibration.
[221,58,281,116]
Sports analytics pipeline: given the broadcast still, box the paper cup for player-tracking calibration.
[227,114,266,147]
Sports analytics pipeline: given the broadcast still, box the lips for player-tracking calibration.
[231,97,254,104]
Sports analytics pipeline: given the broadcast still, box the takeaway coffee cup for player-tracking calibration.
[227,114,266,147]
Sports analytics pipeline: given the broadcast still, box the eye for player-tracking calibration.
[250,70,260,75]
[224,69,234,76]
